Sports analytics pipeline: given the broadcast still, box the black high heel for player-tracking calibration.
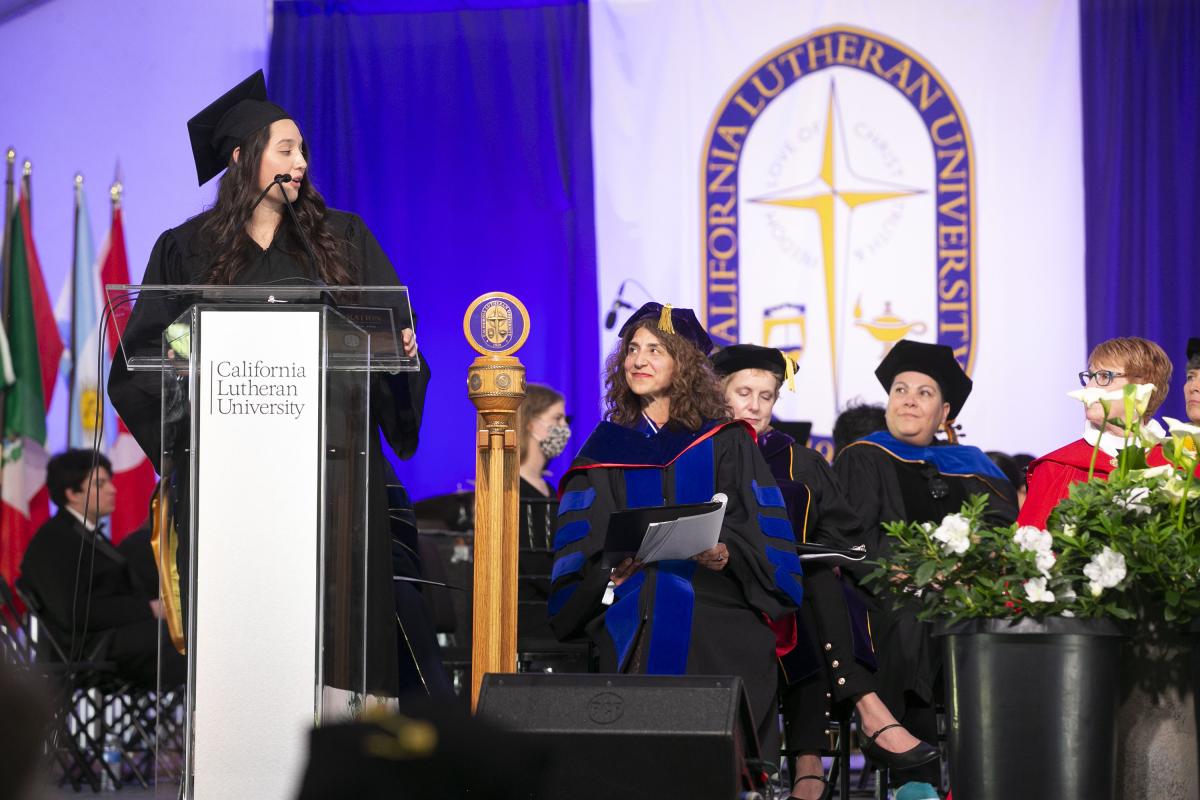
[858,723,940,771]
[789,774,830,800]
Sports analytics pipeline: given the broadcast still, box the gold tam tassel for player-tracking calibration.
[781,351,796,392]
[658,304,675,335]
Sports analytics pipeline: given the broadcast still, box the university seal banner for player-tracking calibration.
[590,1,1085,457]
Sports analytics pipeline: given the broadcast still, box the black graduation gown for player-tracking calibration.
[548,417,803,757]
[757,430,880,752]
[107,209,431,696]
[832,433,1017,737]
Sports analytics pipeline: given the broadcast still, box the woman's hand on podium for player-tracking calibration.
[401,328,417,357]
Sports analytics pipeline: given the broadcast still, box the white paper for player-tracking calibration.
[636,493,727,563]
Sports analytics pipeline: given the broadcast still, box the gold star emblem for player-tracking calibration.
[750,81,922,402]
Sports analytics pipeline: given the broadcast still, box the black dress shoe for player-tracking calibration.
[858,723,940,771]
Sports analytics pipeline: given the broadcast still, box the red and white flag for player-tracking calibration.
[1,190,63,587]
[98,204,156,543]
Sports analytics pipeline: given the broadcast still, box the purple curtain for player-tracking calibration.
[1081,0,1200,414]
[268,0,599,499]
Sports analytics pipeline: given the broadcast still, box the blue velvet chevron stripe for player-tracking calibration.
[624,468,664,509]
[552,520,590,550]
[558,488,596,515]
[752,480,785,509]
[645,560,697,674]
[766,545,805,605]
[673,437,714,504]
[547,584,576,617]
[605,571,646,669]
[758,513,795,541]
[550,551,586,583]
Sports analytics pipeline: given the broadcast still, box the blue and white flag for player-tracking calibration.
[54,184,105,450]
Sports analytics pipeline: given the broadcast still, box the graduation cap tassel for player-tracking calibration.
[781,351,797,393]
[658,303,675,335]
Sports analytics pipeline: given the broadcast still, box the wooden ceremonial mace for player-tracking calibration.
[463,293,528,710]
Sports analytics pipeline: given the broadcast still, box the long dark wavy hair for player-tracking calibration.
[603,320,728,431]
[198,124,357,285]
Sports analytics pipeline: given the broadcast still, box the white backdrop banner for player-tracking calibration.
[590,0,1084,458]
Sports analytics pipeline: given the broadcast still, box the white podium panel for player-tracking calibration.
[193,310,320,800]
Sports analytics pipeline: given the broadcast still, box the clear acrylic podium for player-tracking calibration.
[107,284,419,800]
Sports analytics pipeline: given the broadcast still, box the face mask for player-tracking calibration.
[538,423,572,459]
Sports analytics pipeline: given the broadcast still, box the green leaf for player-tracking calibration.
[915,561,936,587]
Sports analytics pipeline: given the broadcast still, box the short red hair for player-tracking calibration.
[1088,336,1172,415]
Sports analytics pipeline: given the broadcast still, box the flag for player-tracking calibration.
[1,190,63,586]
[54,183,104,450]
[98,203,156,543]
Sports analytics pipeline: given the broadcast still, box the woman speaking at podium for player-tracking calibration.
[547,302,803,759]
[108,71,433,698]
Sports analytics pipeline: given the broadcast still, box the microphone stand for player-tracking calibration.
[275,179,321,274]
[275,178,337,307]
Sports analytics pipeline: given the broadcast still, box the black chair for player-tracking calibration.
[10,577,157,791]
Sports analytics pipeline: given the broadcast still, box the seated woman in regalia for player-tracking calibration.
[711,344,939,799]
[547,302,803,759]
[832,339,1018,790]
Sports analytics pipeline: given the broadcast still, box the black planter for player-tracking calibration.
[936,617,1124,800]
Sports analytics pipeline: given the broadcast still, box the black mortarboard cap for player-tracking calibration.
[874,339,973,419]
[617,302,714,355]
[710,344,798,391]
[187,70,290,186]
[771,418,812,446]
[1189,338,1200,360]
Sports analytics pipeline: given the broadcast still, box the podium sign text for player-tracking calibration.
[193,309,321,799]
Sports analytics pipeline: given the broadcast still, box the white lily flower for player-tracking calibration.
[1083,546,1127,589]
[1023,577,1056,603]
[1164,417,1200,437]
[1137,418,1168,446]
[1133,464,1174,480]
[1035,550,1057,576]
[1161,473,1200,501]
[1128,383,1155,416]
[1067,386,1119,405]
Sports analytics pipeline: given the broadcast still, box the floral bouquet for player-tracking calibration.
[867,383,1200,625]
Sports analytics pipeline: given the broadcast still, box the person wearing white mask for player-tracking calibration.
[518,383,572,498]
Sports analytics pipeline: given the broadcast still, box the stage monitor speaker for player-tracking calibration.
[476,673,763,800]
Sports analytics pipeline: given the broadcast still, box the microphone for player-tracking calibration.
[604,280,635,329]
[274,175,323,279]
[250,173,291,212]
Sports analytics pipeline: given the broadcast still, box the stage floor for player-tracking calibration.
[38,756,891,799]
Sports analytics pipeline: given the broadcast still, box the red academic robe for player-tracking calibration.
[1018,439,1176,528]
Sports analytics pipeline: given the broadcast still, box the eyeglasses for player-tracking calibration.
[1078,370,1127,387]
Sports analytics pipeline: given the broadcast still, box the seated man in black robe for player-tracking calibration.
[18,450,185,687]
